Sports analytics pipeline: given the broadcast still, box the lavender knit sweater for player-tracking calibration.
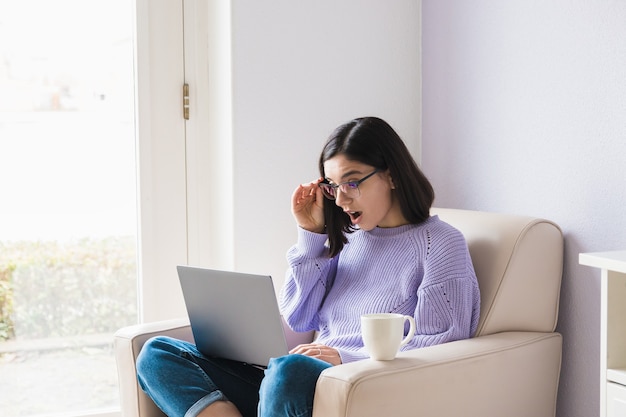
[280,215,481,364]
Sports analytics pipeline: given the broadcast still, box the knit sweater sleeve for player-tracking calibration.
[402,226,480,351]
[279,227,338,333]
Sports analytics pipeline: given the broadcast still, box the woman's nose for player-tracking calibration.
[334,189,350,206]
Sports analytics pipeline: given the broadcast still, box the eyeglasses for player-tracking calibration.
[318,169,379,200]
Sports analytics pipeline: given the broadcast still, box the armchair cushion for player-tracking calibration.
[431,208,563,335]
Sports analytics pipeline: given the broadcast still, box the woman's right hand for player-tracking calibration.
[291,178,325,234]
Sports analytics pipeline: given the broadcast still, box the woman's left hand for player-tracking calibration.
[290,343,342,366]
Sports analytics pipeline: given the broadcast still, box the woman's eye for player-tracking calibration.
[346,182,359,189]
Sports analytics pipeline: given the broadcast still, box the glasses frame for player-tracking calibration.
[319,169,380,200]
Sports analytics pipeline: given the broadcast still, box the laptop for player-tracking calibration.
[177,265,312,367]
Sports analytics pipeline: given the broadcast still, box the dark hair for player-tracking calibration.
[319,117,435,257]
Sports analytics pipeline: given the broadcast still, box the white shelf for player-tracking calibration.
[580,250,626,417]
[608,369,626,387]
[579,251,626,273]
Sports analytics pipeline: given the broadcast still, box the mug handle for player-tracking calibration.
[399,315,417,347]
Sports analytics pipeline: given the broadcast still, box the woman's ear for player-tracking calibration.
[385,170,396,189]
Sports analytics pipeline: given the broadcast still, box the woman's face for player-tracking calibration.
[323,154,408,231]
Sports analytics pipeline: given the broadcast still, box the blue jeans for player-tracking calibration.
[136,336,332,417]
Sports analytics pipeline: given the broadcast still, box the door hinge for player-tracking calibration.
[183,83,190,120]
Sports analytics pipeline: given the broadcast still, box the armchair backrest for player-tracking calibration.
[431,208,563,336]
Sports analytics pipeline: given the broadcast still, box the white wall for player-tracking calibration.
[225,0,422,288]
[421,2,626,416]
[140,0,421,320]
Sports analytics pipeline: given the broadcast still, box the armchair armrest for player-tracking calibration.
[114,318,193,417]
[313,332,562,417]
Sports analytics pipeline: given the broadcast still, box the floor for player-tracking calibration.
[0,340,118,417]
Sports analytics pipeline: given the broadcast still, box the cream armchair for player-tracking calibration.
[115,208,564,417]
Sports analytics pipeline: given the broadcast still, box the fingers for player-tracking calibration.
[289,343,342,365]
[291,178,326,233]
[292,178,323,204]
[290,343,319,355]
[292,185,313,207]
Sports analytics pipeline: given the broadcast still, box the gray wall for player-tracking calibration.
[421,1,626,416]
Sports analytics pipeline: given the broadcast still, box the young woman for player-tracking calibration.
[136,117,480,417]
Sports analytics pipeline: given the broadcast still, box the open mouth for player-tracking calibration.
[346,211,362,224]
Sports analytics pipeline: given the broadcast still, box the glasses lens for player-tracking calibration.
[339,182,360,198]
[319,183,336,199]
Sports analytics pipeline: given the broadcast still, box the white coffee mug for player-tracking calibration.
[361,313,417,361]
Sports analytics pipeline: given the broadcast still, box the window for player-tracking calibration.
[0,1,137,415]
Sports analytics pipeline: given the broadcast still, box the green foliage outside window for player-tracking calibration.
[0,263,16,341]
[0,237,137,341]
